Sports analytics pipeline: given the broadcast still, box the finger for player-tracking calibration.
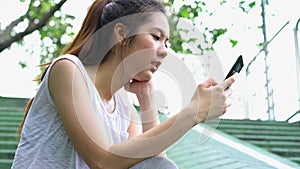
[221,73,238,90]
[226,100,232,107]
[131,79,140,83]
[202,78,218,88]
[222,102,230,114]
[124,82,131,91]
[224,88,233,97]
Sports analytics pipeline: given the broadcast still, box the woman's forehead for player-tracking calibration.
[137,13,170,36]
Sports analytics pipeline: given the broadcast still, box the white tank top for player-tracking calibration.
[12,54,131,169]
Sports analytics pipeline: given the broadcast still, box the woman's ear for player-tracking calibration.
[114,23,126,43]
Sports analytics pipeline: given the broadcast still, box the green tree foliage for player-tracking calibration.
[162,0,259,55]
[0,0,73,69]
[0,0,260,68]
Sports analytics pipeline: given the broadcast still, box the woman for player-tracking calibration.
[12,0,237,168]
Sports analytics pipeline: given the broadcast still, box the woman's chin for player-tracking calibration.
[134,73,152,82]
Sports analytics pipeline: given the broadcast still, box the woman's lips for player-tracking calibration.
[151,61,162,70]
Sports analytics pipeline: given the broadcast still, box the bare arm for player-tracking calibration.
[125,80,160,133]
[125,80,168,157]
[49,59,236,169]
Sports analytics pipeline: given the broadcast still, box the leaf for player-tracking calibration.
[230,39,238,47]
[41,1,52,13]
[257,42,264,48]
[210,28,227,44]
[239,0,256,13]
[19,61,27,69]
[220,0,227,5]
[187,38,197,43]
[249,1,256,9]
[179,8,190,18]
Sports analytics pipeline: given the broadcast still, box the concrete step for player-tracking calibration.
[233,134,300,141]
[217,119,295,126]
[0,141,18,149]
[222,129,300,136]
[0,107,25,113]
[0,127,19,133]
[218,121,299,127]
[269,148,300,156]
[0,159,13,169]
[0,110,25,117]
[0,122,21,127]
[0,116,23,122]
[0,97,28,107]
[0,133,19,141]
[215,123,300,131]
[288,157,300,164]
[248,140,300,148]
[0,149,16,159]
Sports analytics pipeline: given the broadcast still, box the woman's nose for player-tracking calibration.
[158,44,168,59]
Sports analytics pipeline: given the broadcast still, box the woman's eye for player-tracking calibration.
[152,34,160,40]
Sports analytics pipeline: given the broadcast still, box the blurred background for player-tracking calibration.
[1,1,300,168]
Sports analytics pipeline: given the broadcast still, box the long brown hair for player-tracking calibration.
[18,0,166,136]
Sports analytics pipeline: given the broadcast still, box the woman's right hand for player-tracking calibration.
[185,74,237,126]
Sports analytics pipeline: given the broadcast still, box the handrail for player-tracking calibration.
[286,18,300,122]
[294,18,300,110]
[246,21,290,75]
[286,110,300,122]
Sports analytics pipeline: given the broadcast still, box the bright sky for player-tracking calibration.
[0,0,299,121]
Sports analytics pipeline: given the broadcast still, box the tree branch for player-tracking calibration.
[0,0,67,53]
[0,16,26,43]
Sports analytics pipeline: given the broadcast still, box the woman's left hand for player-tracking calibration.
[124,79,154,111]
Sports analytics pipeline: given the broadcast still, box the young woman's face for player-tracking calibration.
[123,13,170,82]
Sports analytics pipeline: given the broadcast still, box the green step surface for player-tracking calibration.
[0,97,300,168]
[0,159,13,169]
[216,119,300,166]
[166,127,299,169]
[221,129,300,136]
[0,141,18,150]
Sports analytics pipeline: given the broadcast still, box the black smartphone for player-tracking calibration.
[224,55,244,80]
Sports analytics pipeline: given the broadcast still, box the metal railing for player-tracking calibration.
[286,18,300,122]
[294,18,300,112]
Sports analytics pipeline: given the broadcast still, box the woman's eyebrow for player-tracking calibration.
[150,27,170,40]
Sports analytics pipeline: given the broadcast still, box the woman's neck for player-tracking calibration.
[85,58,129,101]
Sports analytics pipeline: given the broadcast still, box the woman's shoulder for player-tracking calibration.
[47,54,89,106]
[47,54,84,76]
[52,54,81,66]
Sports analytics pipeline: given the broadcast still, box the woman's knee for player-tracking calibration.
[130,156,178,169]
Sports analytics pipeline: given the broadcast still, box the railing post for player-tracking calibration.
[261,0,275,120]
[293,18,300,111]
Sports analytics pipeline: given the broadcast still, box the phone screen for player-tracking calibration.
[224,55,244,80]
